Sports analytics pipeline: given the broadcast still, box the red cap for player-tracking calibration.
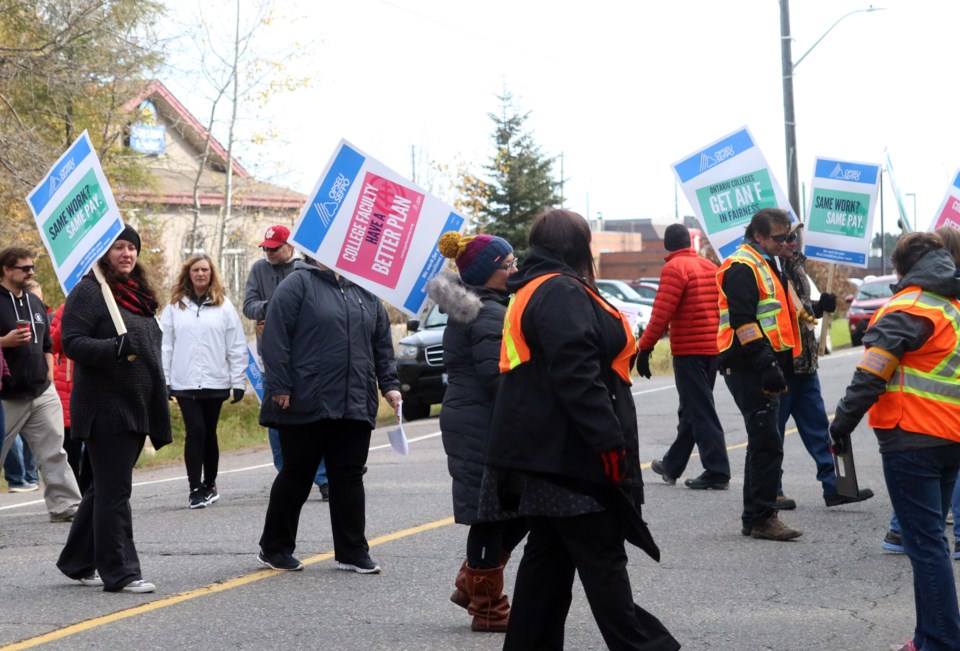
[260,225,290,248]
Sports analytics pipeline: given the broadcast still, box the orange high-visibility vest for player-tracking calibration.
[867,287,960,442]
[716,244,800,357]
[499,273,636,384]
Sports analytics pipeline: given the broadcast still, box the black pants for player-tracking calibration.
[176,396,225,490]
[466,518,529,569]
[661,355,730,481]
[63,426,92,496]
[504,511,680,651]
[723,370,783,528]
[57,427,145,591]
[259,419,371,563]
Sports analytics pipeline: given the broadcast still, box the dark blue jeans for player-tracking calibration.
[723,370,782,528]
[777,372,837,496]
[883,443,960,650]
[661,355,730,481]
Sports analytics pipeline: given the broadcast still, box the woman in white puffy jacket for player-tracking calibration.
[161,254,247,509]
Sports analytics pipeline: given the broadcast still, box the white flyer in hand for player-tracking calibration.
[387,402,409,456]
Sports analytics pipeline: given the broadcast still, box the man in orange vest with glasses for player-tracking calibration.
[716,208,802,541]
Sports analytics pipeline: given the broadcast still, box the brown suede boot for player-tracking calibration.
[450,559,469,609]
[465,564,510,632]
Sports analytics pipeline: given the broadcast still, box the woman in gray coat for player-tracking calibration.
[256,257,400,574]
[429,232,528,632]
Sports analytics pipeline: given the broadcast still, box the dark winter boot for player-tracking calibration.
[450,559,469,609]
[466,564,510,632]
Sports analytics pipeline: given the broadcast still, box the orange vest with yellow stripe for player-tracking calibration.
[716,244,800,357]
[499,273,636,384]
[866,287,960,442]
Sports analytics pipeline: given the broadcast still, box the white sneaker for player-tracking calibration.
[8,483,39,493]
[78,572,103,587]
[120,579,156,594]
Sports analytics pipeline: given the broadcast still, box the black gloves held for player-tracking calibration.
[829,421,849,455]
[230,388,245,404]
[115,334,137,360]
[760,362,787,396]
[815,292,837,317]
[636,349,652,379]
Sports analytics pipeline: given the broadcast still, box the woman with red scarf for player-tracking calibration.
[56,225,172,594]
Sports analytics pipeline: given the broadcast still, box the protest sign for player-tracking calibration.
[928,169,960,232]
[802,157,881,268]
[289,140,466,316]
[884,149,913,232]
[26,130,125,293]
[672,126,795,260]
[246,340,265,403]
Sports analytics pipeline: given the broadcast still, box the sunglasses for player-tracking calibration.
[771,232,798,244]
[12,264,35,273]
[261,246,281,253]
[499,259,518,271]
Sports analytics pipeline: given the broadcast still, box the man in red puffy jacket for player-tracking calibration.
[637,224,731,490]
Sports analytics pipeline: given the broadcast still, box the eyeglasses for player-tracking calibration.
[261,246,281,253]
[785,232,799,243]
[499,259,518,271]
[12,265,35,273]
[771,232,790,243]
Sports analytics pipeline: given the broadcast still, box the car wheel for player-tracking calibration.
[402,401,431,421]
[850,332,863,347]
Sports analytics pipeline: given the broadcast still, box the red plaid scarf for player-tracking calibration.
[111,277,158,317]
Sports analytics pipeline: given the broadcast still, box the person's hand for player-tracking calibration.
[255,321,265,336]
[385,390,402,418]
[1,328,31,348]
[829,421,849,455]
[817,292,837,314]
[230,388,244,404]
[760,362,787,396]
[115,334,137,360]
[635,349,652,379]
[272,394,290,409]
[600,447,627,484]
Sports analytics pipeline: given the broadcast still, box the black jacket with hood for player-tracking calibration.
[428,272,509,525]
[832,248,960,452]
[0,284,52,400]
[485,246,643,494]
[258,261,399,429]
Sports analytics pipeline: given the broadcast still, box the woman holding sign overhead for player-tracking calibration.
[57,225,171,594]
[256,256,401,575]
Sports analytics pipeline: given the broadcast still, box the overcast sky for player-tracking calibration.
[162,0,959,235]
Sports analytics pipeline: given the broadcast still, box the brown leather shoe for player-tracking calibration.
[750,514,803,541]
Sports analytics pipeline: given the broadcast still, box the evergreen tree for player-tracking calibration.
[481,92,562,250]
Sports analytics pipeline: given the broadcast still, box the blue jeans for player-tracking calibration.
[269,427,327,486]
[890,472,960,540]
[883,444,960,650]
[776,372,837,496]
[3,434,40,486]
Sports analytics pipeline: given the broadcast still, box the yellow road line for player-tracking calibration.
[0,516,455,650]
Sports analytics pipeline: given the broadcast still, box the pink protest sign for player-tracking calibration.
[337,172,424,289]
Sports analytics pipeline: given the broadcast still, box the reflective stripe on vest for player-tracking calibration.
[716,244,799,357]
[867,288,960,441]
[499,273,636,384]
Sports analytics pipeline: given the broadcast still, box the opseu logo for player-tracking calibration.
[699,145,736,173]
[829,163,861,182]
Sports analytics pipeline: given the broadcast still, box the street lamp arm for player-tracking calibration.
[793,6,885,69]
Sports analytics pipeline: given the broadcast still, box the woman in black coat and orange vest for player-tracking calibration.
[428,232,528,633]
[479,209,680,651]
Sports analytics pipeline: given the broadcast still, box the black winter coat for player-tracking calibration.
[430,274,509,525]
[486,247,643,494]
[259,262,399,428]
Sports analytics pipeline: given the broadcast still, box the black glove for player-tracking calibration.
[230,388,244,404]
[115,334,137,360]
[167,385,174,401]
[815,292,837,316]
[829,421,849,455]
[636,349,652,379]
[760,362,787,395]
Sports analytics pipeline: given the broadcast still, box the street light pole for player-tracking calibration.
[779,2,884,219]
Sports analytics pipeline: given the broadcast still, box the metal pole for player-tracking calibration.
[780,0,800,217]
[879,169,886,275]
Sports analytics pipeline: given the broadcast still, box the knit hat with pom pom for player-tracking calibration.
[437,231,513,286]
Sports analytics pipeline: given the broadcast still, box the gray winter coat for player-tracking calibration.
[429,273,509,524]
[258,261,399,428]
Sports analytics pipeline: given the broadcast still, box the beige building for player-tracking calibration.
[117,79,305,297]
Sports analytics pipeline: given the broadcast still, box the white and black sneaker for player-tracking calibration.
[202,484,219,506]
[188,488,206,509]
[336,557,381,574]
[78,572,104,587]
[257,549,303,571]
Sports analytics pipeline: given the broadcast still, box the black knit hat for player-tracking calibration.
[116,223,141,254]
[663,224,691,252]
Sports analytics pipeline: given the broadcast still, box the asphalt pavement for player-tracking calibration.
[0,347,938,650]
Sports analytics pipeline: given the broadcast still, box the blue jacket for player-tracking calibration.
[259,261,399,428]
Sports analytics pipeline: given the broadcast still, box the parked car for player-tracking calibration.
[395,303,448,420]
[846,274,897,346]
[596,278,656,321]
[596,288,650,339]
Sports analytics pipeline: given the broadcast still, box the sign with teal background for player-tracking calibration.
[808,188,870,239]
[43,169,108,265]
[695,168,779,233]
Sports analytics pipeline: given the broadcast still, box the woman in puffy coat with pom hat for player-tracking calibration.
[427,231,528,633]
